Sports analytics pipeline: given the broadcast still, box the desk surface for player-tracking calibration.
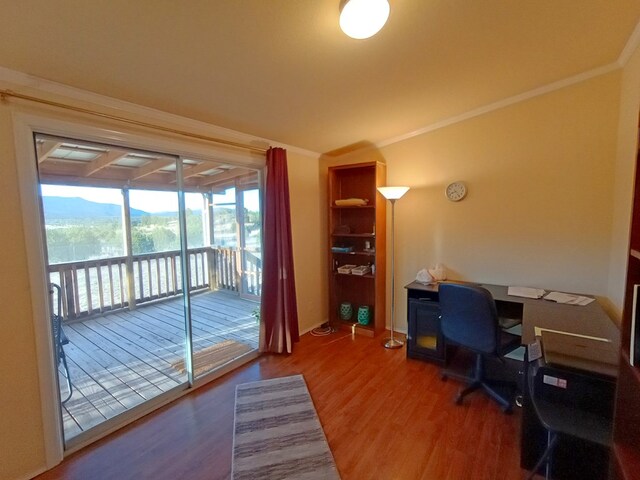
[405,281,620,348]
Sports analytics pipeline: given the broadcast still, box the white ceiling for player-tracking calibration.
[1,1,639,154]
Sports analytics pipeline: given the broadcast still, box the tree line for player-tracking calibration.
[46,210,206,264]
[45,207,260,264]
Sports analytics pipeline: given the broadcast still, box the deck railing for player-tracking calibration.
[48,246,261,321]
[208,247,262,297]
[244,250,262,296]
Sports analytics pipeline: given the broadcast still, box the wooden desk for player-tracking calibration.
[405,281,620,359]
[405,281,621,480]
[478,284,620,347]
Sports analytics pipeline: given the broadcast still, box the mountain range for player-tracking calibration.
[43,196,163,219]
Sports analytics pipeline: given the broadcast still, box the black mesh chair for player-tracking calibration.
[50,283,72,404]
[439,283,520,412]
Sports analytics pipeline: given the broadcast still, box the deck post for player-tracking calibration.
[122,188,137,310]
[62,268,76,320]
[235,181,245,295]
[205,192,217,292]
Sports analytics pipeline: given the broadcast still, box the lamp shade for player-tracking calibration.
[339,0,390,39]
[377,186,409,200]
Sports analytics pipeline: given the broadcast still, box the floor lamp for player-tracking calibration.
[377,186,409,349]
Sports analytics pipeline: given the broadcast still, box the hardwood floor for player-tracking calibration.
[59,290,259,439]
[39,329,527,480]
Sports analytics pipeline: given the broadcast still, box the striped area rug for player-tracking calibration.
[232,375,340,480]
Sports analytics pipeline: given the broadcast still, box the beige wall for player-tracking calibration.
[608,43,640,317]
[286,151,326,333]
[331,72,624,332]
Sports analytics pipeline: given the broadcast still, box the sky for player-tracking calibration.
[41,184,260,212]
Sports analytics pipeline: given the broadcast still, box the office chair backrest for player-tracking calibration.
[439,283,498,354]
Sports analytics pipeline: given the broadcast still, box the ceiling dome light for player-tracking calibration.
[339,0,390,39]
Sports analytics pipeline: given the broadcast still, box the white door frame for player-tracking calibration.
[11,109,264,469]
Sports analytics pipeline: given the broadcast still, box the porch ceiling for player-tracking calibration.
[36,136,259,193]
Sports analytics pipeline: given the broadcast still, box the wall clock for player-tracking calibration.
[445,181,467,202]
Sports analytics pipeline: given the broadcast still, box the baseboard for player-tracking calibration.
[300,322,408,337]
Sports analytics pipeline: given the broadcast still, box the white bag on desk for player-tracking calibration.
[415,268,433,284]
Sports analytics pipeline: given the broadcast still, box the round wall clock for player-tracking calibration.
[445,181,467,202]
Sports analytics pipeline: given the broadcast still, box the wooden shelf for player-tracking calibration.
[612,124,640,479]
[331,205,375,209]
[333,272,375,279]
[331,250,376,256]
[613,442,640,480]
[335,320,375,337]
[328,161,386,336]
[620,349,640,382]
[331,233,375,238]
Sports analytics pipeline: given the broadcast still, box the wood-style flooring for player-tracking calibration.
[39,329,528,480]
[58,290,259,439]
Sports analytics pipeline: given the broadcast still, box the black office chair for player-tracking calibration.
[439,283,520,412]
[50,283,72,404]
[526,361,613,480]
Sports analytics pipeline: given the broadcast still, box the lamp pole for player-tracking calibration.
[377,186,409,349]
[385,197,403,348]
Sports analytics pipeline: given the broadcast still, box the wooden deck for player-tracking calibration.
[58,290,259,440]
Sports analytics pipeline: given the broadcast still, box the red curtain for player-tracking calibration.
[259,147,299,353]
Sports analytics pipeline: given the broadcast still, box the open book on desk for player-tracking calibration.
[507,286,545,299]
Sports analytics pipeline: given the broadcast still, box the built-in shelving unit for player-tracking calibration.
[327,162,386,336]
[611,123,640,479]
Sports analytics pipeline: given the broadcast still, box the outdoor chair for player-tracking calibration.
[50,283,72,404]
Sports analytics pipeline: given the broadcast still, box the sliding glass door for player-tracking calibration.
[38,149,189,447]
[189,179,262,380]
[35,133,262,447]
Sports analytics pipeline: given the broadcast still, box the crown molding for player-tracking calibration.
[618,18,640,66]
[376,17,640,150]
[0,66,320,159]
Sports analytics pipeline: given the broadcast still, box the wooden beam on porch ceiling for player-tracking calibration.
[182,161,225,179]
[129,159,175,181]
[83,148,129,177]
[37,140,62,163]
[197,168,253,187]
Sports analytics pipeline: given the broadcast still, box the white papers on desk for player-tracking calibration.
[543,291,595,306]
[507,286,545,299]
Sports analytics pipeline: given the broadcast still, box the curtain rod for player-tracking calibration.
[0,89,268,154]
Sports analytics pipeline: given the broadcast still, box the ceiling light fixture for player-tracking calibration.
[339,0,390,39]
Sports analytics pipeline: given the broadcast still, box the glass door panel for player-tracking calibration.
[35,133,263,445]
[189,173,261,379]
[36,134,189,446]
[242,188,262,297]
